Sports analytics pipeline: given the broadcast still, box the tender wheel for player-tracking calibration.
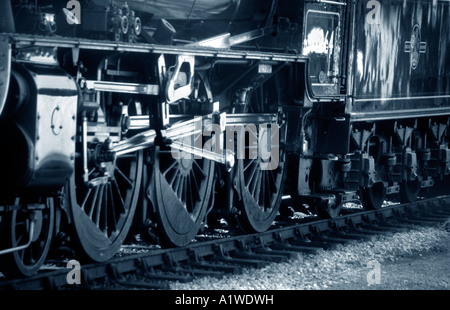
[149,141,215,247]
[424,175,450,197]
[234,124,286,232]
[399,178,421,203]
[315,195,342,219]
[67,150,143,262]
[360,181,387,210]
[0,197,54,278]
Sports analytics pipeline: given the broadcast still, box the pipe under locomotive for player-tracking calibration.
[0,0,449,278]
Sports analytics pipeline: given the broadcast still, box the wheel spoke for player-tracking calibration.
[22,246,30,265]
[80,187,92,211]
[245,160,259,187]
[187,175,195,213]
[260,170,266,207]
[192,159,207,178]
[264,170,272,208]
[94,184,105,226]
[90,186,101,219]
[15,230,24,247]
[111,178,126,214]
[168,164,181,186]
[163,159,179,178]
[190,169,200,201]
[173,172,183,198]
[100,185,108,233]
[253,169,262,203]
[107,183,117,235]
[268,170,277,196]
[115,166,134,189]
[244,158,256,172]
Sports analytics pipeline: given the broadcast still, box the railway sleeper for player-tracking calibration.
[113,279,170,290]
[289,239,336,250]
[143,269,193,283]
[189,261,243,275]
[210,256,267,268]
[270,233,325,254]
[350,225,401,236]
[408,213,450,222]
[269,242,324,254]
[374,220,417,231]
[357,223,403,232]
[253,245,301,260]
[416,204,450,218]
[209,248,268,268]
[407,205,450,219]
[231,250,288,263]
[432,210,450,217]
[162,265,225,279]
[106,263,172,289]
[363,214,416,231]
[328,231,375,241]
[396,216,445,226]
[208,244,266,268]
[317,235,357,245]
[253,236,303,259]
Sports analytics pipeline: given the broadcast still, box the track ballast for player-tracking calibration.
[1,195,449,290]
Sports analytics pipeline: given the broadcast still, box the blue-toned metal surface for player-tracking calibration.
[92,0,240,20]
[348,0,450,119]
[90,0,276,39]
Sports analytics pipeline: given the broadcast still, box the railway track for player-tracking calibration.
[1,194,449,290]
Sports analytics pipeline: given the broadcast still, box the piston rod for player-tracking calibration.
[113,112,280,167]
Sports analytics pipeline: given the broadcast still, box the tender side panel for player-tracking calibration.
[349,0,450,119]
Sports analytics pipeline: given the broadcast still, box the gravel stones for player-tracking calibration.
[171,224,450,290]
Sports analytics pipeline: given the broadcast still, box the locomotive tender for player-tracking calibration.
[0,0,449,277]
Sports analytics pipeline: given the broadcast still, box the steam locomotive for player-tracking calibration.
[0,0,449,278]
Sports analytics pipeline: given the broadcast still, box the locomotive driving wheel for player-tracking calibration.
[67,141,143,262]
[0,197,54,278]
[234,124,286,232]
[148,136,215,247]
[232,83,287,232]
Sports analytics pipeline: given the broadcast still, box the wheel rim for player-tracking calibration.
[0,197,54,278]
[235,124,286,232]
[149,138,215,247]
[399,179,421,203]
[68,151,142,262]
[360,182,387,210]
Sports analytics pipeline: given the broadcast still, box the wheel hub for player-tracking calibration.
[175,136,195,175]
[89,139,117,179]
[179,155,194,174]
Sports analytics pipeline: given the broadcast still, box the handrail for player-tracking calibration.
[0,221,35,256]
[314,0,347,6]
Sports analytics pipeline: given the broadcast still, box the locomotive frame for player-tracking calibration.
[0,0,449,278]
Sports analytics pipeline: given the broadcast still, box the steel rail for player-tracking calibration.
[1,195,449,290]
